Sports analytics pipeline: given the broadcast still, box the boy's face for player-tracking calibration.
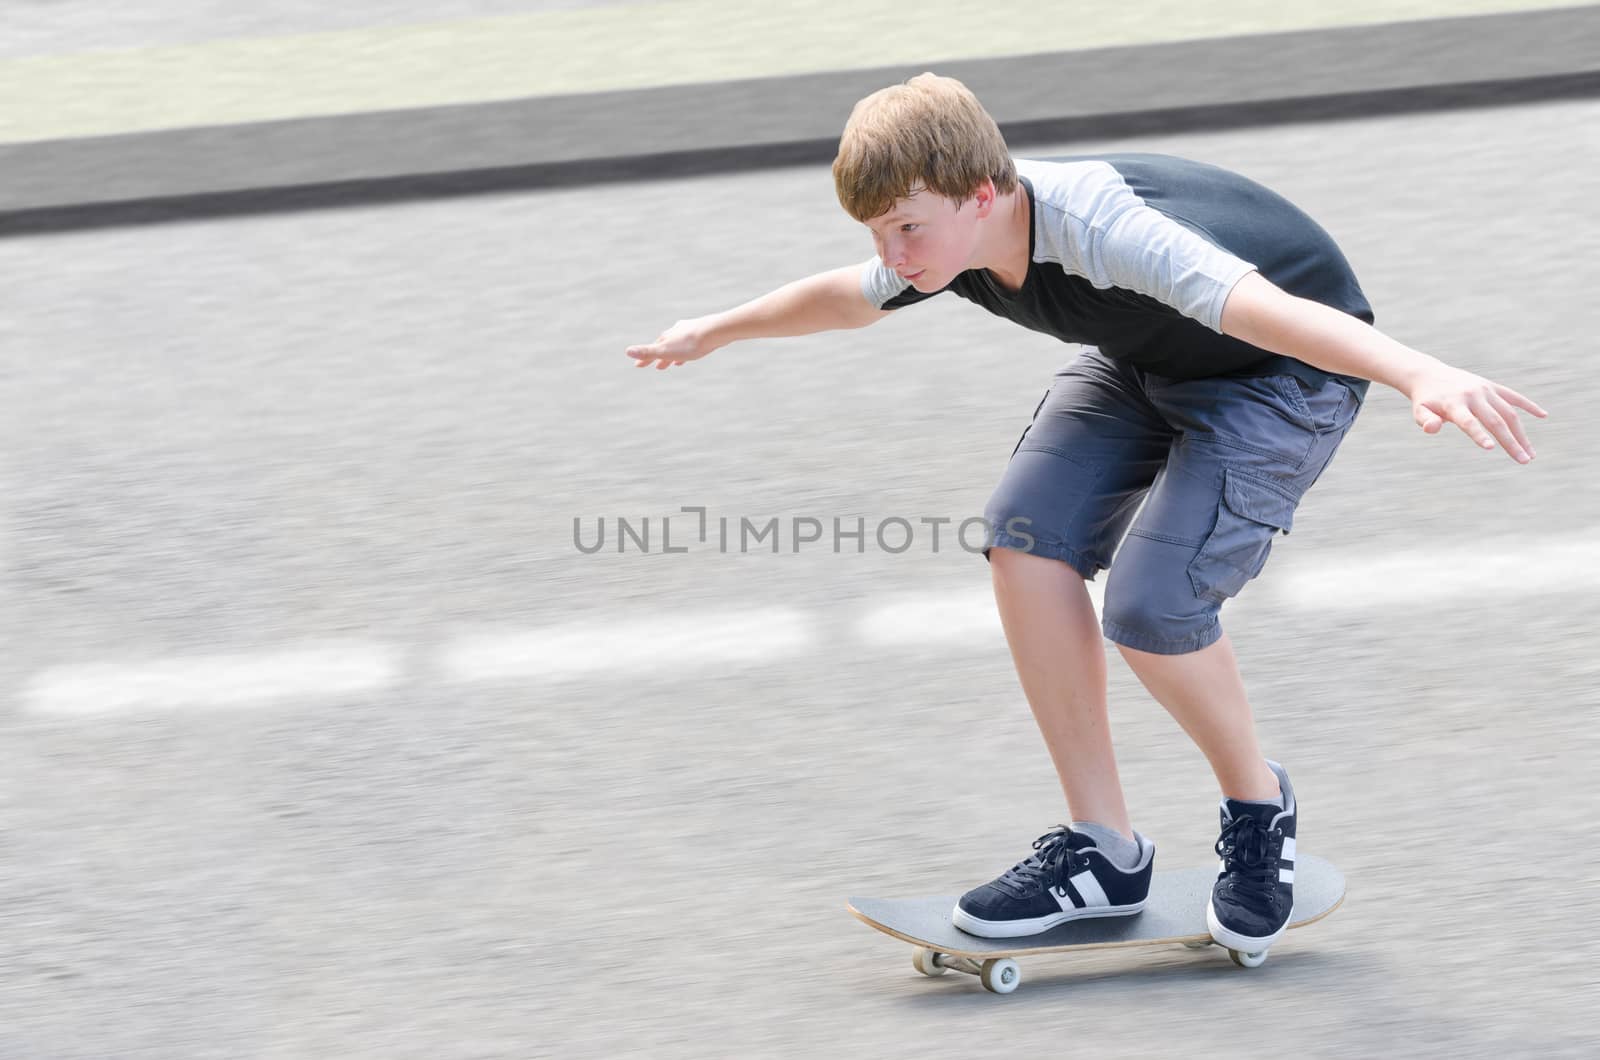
[863,180,994,292]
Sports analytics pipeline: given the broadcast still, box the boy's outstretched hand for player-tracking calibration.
[1406,361,1548,463]
[626,318,717,370]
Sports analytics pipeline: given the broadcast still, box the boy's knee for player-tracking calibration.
[1101,536,1223,654]
[987,541,1095,583]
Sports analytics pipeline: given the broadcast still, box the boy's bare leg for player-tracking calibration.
[990,547,1133,837]
[1115,633,1280,801]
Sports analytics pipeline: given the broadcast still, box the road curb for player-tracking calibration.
[3,6,1597,234]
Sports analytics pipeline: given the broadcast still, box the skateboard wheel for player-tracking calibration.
[912,948,948,977]
[980,958,1020,994]
[1229,949,1268,968]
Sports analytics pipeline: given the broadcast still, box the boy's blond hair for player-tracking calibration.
[832,72,1017,224]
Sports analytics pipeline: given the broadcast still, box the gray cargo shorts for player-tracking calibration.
[983,347,1367,655]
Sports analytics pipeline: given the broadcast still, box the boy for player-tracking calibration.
[625,74,1545,952]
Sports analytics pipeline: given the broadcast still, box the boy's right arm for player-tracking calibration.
[626,263,892,370]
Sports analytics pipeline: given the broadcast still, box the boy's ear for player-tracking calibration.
[971,178,998,217]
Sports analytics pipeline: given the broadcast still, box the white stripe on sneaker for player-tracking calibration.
[1281,836,1296,863]
[1069,870,1109,909]
[1280,868,1295,883]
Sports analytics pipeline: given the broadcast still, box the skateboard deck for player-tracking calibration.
[848,854,1344,993]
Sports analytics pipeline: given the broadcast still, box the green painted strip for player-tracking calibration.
[3,0,1591,143]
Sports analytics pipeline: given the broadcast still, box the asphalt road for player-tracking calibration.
[2,95,1597,1057]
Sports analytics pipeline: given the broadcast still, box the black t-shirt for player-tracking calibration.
[860,153,1373,386]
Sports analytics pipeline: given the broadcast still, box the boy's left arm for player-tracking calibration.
[1219,271,1548,464]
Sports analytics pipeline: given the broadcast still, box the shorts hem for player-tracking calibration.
[984,533,1100,581]
[1102,617,1223,656]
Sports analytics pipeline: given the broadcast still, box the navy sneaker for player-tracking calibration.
[1207,760,1296,951]
[953,825,1155,938]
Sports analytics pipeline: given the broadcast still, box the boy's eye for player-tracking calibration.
[900,224,918,233]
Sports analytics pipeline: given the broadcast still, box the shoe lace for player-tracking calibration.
[1214,813,1280,902]
[995,826,1087,900]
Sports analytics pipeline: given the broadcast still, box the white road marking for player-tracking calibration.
[21,642,401,716]
[15,537,1599,708]
[1263,535,1600,610]
[437,608,815,683]
[856,580,1107,648]
[856,589,1002,648]
[857,589,1004,646]
[856,536,1600,650]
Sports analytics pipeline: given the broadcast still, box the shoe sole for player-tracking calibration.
[952,901,1146,939]
[1206,899,1292,951]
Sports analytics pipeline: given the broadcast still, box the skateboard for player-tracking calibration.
[848,854,1344,994]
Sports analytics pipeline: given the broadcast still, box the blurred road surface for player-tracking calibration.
[1,97,1597,1057]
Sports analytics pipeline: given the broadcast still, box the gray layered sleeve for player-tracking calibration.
[1030,161,1258,332]
[859,256,915,309]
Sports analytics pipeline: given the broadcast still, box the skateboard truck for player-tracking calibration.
[911,949,1023,994]
[911,939,1267,993]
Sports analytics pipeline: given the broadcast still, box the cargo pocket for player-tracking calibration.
[1187,469,1299,603]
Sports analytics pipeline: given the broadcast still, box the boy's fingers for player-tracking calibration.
[1498,384,1549,419]
[626,338,670,358]
[1469,393,1530,461]
[1467,393,1510,445]
[1487,392,1535,458]
[1439,401,1494,449]
[1417,396,1537,461]
[1462,418,1496,450]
